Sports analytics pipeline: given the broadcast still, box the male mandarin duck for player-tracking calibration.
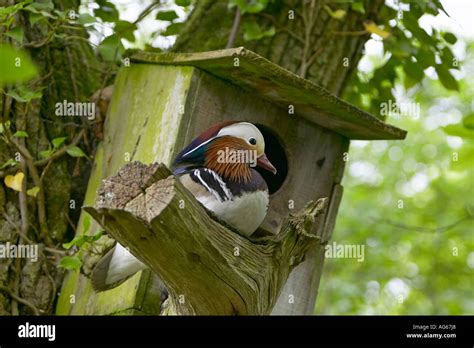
[92,121,277,291]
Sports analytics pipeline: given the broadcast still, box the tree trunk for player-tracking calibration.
[0,0,102,315]
[173,0,385,314]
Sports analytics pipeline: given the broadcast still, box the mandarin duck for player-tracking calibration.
[92,121,277,291]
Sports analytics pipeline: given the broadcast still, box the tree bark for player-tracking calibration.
[0,0,102,315]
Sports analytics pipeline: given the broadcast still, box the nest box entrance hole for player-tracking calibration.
[255,124,288,194]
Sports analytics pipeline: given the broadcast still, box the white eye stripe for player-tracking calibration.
[217,122,265,150]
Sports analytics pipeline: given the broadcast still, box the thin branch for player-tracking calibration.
[372,216,471,234]
[0,286,40,316]
[331,30,368,36]
[226,7,241,48]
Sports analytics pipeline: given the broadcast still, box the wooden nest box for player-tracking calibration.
[56,47,406,316]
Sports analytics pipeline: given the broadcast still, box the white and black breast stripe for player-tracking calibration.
[192,169,233,202]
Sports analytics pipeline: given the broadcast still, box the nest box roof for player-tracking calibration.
[131,47,406,140]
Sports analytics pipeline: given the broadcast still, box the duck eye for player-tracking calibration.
[248,137,257,145]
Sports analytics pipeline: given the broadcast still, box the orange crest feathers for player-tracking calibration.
[205,136,254,183]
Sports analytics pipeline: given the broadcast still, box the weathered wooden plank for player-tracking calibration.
[131,48,407,141]
[56,64,195,315]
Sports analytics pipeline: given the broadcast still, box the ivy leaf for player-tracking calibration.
[161,22,185,36]
[243,21,275,41]
[82,215,91,233]
[29,0,53,11]
[98,34,124,62]
[5,27,24,43]
[351,2,365,14]
[77,13,96,25]
[13,130,28,138]
[5,85,42,102]
[52,136,67,149]
[4,172,24,192]
[82,230,104,243]
[29,12,46,25]
[114,20,137,42]
[58,256,82,270]
[435,64,459,91]
[66,146,87,158]
[94,1,119,22]
[156,10,179,21]
[39,148,55,159]
[63,235,86,250]
[0,158,18,169]
[26,186,40,197]
[0,44,38,86]
[0,0,32,19]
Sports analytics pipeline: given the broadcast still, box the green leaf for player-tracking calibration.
[243,0,268,14]
[94,2,119,22]
[441,47,458,69]
[442,125,474,139]
[156,10,179,21]
[5,85,42,102]
[82,230,104,243]
[29,12,45,25]
[0,158,18,169]
[5,27,24,43]
[0,0,32,19]
[435,64,459,91]
[243,20,262,41]
[29,0,53,11]
[243,21,275,41]
[66,146,87,158]
[351,2,365,14]
[52,136,67,149]
[82,215,91,233]
[114,20,137,42]
[403,60,424,86]
[0,121,11,134]
[0,44,38,86]
[161,22,184,36]
[39,148,54,159]
[26,186,40,197]
[13,130,28,138]
[62,235,86,250]
[175,0,191,6]
[77,13,96,25]
[97,34,124,62]
[463,114,474,130]
[443,32,457,45]
[58,256,82,270]
[416,48,436,68]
